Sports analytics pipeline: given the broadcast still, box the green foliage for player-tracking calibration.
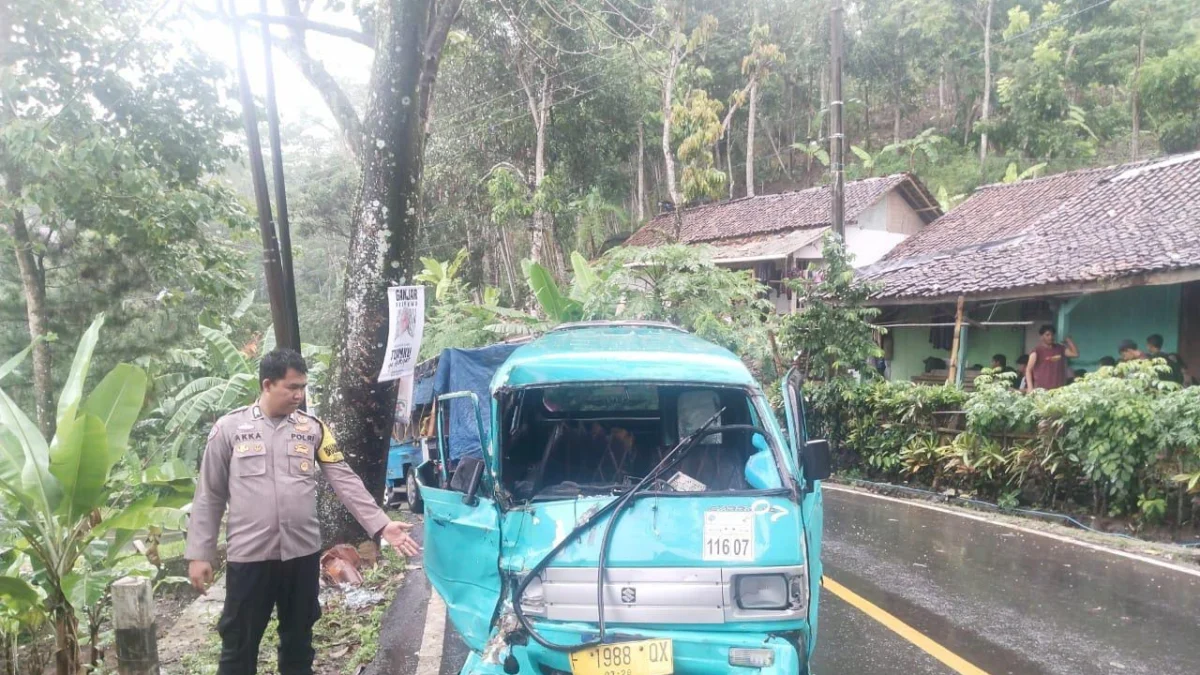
[0,316,190,674]
[811,359,1200,526]
[1140,43,1200,153]
[416,252,504,358]
[0,0,251,402]
[779,233,883,381]
[586,245,776,370]
[413,244,775,375]
[882,128,947,172]
[674,89,728,202]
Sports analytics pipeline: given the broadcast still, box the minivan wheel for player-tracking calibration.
[383,481,396,507]
[406,467,424,514]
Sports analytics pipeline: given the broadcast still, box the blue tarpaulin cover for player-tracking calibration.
[412,373,435,407]
[432,343,522,460]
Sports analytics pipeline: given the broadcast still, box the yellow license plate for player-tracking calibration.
[569,639,674,675]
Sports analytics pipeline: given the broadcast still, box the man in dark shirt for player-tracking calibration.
[1026,325,1078,392]
[991,354,1019,388]
[1145,334,1185,384]
[1118,339,1146,362]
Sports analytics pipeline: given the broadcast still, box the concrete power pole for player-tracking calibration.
[230,1,292,351]
[829,0,846,239]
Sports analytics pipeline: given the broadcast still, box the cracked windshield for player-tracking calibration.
[3,1,1200,674]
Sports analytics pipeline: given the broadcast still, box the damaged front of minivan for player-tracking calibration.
[417,323,830,675]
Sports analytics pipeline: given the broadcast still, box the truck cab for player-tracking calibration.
[417,322,829,674]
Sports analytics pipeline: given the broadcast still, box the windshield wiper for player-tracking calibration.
[512,408,726,652]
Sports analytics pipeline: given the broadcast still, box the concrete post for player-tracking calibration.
[112,577,159,675]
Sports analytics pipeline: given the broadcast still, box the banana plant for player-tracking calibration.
[483,254,607,336]
[0,315,189,675]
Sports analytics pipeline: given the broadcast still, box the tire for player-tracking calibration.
[383,481,396,507]
[406,467,425,514]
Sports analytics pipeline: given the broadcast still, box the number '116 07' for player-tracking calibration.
[707,538,750,556]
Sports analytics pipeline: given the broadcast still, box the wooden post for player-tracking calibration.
[112,577,158,675]
[946,296,965,386]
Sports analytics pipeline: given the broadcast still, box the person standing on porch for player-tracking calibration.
[1025,325,1078,392]
[1145,334,1186,384]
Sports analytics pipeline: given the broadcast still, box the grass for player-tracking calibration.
[177,547,406,675]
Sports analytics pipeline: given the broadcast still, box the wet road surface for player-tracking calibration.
[367,486,1200,674]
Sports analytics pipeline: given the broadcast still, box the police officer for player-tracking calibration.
[185,349,421,675]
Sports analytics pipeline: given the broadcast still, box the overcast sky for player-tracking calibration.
[180,0,373,141]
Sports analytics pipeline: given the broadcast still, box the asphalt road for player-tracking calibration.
[367,486,1200,674]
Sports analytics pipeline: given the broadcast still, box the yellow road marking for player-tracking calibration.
[823,576,990,675]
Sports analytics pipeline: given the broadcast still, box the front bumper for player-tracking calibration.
[462,624,805,675]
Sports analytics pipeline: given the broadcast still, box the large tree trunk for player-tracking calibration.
[636,121,646,221]
[979,0,994,167]
[893,96,902,145]
[746,79,758,198]
[1132,28,1145,160]
[662,55,684,239]
[726,132,734,199]
[318,0,431,546]
[8,202,55,439]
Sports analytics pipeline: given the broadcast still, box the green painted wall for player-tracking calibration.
[1063,284,1181,369]
[889,325,1024,383]
[886,284,1183,382]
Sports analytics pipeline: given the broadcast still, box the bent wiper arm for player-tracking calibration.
[511,408,726,652]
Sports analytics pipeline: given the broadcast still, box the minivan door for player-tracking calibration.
[781,367,825,662]
[417,391,503,651]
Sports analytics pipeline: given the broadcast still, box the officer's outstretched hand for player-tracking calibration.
[381,521,422,557]
[189,560,214,593]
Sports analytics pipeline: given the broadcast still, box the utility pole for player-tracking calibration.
[230,0,291,350]
[258,0,302,353]
[829,0,846,239]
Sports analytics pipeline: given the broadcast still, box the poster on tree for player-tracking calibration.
[378,286,425,383]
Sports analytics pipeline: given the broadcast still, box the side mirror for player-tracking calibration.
[801,439,831,485]
[449,457,486,506]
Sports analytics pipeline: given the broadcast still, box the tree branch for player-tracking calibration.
[277,37,365,160]
[419,0,465,130]
[240,12,373,47]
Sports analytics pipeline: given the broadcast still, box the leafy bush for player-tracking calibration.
[779,233,882,381]
[809,360,1200,529]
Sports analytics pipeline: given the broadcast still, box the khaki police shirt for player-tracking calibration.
[184,404,392,563]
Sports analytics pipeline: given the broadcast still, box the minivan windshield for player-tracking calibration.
[497,384,778,502]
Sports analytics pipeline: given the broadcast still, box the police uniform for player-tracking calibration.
[185,404,392,675]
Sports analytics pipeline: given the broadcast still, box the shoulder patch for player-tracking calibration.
[207,425,219,441]
[316,421,344,463]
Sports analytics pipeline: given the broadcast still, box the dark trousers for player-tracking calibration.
[217,552,321,675]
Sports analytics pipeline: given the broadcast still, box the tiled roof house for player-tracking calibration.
[625,174,941,312]
[860,153,1200,385]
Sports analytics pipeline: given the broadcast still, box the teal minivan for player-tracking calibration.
[417,322,829,675]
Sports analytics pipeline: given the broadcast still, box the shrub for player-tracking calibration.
[808,360,1200,527]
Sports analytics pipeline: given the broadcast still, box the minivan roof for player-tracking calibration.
[491,322,757,389]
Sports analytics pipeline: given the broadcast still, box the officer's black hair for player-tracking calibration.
[991,354,1007,368]
[1038,324,1056,336]
[1146,334,1164,350]
[260,348,308,384]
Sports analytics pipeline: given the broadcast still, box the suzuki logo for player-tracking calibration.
[620,587,637,603]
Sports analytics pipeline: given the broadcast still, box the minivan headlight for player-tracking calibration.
[520,576,546,616]
[734,574,789,610]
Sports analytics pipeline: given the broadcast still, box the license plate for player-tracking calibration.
[569,639,674,675]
